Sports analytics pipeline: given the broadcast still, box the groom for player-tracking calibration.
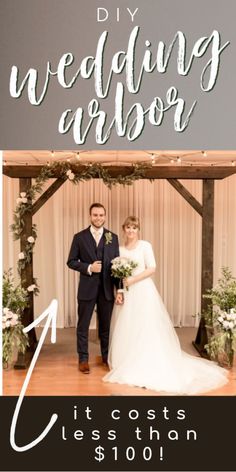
[67,203,119,373]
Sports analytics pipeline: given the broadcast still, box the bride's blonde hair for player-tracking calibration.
[122,216,140,230]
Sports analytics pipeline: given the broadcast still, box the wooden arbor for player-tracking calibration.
[3,164,236,367]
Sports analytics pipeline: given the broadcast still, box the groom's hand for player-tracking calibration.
[91,261,102,273]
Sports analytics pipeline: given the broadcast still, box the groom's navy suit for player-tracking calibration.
[67,227,119,361]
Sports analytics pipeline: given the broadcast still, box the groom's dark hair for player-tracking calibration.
[89,203,106,214]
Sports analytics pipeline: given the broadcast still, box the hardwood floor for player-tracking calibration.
[3,327,236,396]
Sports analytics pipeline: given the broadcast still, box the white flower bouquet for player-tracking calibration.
[2,308,28,367]
[111,256,138,290]
[205,307,236,368]
[2,270,29,367]
[203,268,236,367]
[217,308,236,332]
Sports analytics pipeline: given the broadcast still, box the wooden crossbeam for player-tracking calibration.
[3,165,236,180]
[167,179,203,216]
[32,178,66,215]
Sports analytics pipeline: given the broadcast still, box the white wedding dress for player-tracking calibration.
[103,240,228,394]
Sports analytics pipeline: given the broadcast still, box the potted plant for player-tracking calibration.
[2,270,29,368]
[203,267,236,368]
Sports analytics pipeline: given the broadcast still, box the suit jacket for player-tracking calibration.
[67,227,119,301]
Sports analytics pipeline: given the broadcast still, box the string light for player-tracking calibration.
[76,152,80,161]
[51,150,55,158]
[201,151,207,157]
[177,156,181,164]
[232,161,235,166]
[151,153,155,164]
[3,160,6,166]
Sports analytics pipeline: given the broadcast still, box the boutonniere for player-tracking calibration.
[105,231,113,245]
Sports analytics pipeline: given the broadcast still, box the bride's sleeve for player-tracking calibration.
[144,241,156,268]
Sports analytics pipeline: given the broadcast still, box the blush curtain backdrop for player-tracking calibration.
[3,174,236,328]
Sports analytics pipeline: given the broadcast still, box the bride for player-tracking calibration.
[103,216,228,395]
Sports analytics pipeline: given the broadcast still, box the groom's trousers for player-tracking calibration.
[77,284,114,361]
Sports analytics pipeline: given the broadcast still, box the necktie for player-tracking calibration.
[93,230,100,246]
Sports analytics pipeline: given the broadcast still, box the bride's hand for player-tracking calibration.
[124,276,135,288]
[115,293,124,305]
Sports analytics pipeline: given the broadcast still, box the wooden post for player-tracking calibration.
[14,178,37,369]
[193,179,215,356]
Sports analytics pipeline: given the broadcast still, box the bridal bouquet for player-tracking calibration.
[111,256,138,290]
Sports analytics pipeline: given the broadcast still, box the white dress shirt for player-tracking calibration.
[87,226,104,275]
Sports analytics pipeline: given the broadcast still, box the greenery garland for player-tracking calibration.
[11,161,151,293]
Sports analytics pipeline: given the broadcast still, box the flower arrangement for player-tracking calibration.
[203,267,236,367]
[2,270,29,367]
[111,256,138,290]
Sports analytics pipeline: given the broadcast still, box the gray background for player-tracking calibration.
[0,0,235,149]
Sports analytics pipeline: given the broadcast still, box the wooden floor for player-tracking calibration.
[3,327,236,396]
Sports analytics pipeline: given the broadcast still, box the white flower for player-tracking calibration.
[222,320,230,329]
[228,321,234,329]
[11,319,18,327]
[3,307,10,315]
[6,311,13,319]
[27,236,35,244]
[68,172,75,180]
[27,284,36,292]
[66,170,72,176]
[18,252,25,260]
[6,320,11,328]
[218,316,223,323]
[20,192,26,198]
[17,195,28,204]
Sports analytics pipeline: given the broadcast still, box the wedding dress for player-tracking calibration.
[103,240,228,394]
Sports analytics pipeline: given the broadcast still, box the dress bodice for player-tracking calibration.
[119,240,156,275]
